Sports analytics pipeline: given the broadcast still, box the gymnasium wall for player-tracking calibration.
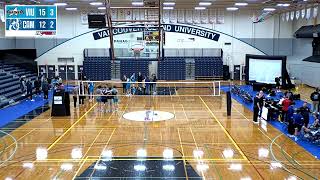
[286,18,320,87]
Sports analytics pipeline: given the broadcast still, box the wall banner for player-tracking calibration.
[92,24,220,41]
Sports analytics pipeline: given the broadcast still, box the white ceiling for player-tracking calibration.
[2,0,318,11]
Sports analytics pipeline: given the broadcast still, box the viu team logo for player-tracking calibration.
[7,7,24,16]
[8,19,21,30]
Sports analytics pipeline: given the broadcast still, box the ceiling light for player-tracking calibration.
[193,150,204,158]
[60,163,73,171]
[196,163,209,171]
[223,149,234,159]
[94,164,107,170]
[22,162,34,169]
[270,161,282,169]
[228,163,242,171]
[163,149,174,159]
[240,177,252,180]
[36,147,47,160]
[90,2,103,6]
[235,3,248,6]
[163,164,175,171]
[163,2,175,6]
[286,176,297,180]
[65,7,78,11]
[132,2,144,6]
[263,8,276,11]
[137,149,147,158]
[199,2,212,6]
[98,7,106,10]
[258,148,269,158]
[163,7,174,10]
[134,164,146,171]
[54,3,67,6]
[226,7,239,11]
[71,147,82,159]
[194,7,206,10]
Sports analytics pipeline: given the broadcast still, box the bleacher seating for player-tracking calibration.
[120,59,149,78]
[158,57,186,80]
[0,64,37,109]
[83,57,112,80]
[195,57,223,79]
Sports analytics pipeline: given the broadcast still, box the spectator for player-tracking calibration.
[150,74,157,94]
[88,82,94,102]
[300,102,311,127]
[20,76,26,96]
[121,75,127,94]
[310,88,320,113]
[72,87,78,108]
[26,79,34,101]
[292,109,304,141]
[42,79,49,100]
[281,96,292,123]
[145,76,150,95]
[34,78,41,96]
[253,92,261,124]
[112,86,119,112]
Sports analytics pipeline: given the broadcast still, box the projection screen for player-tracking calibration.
[248,59,282,84]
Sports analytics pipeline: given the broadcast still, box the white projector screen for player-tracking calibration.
[249,59,282,84]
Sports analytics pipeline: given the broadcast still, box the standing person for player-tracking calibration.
[42,78,49,100]
[20,76,26,96]
[121,75,127,94]
[137,72,143,89]
[150,74,157,94]
[88,82,94,102]
[112,86,119,112]
[26,79,34,101]
[145,76,150,95]
[258,91,265,120]
[300,102,311,127]
[293,109,304,141]
[281,96,292,123]
[72,87,78,108]
[79,82,85,105]
[253,92,261,124]
[96,86,103,112]
[126,78,131,95]
[310,88,320,113]
[34,78,41,96]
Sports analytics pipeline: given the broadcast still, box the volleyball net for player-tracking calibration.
[71,81,225,97]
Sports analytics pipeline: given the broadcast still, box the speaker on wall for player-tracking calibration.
[88,14,106,28]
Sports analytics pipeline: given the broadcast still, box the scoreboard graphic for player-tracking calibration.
[5,5,57,37]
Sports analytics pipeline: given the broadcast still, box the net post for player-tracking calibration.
[218,81,221,96]
[213,81,216,96]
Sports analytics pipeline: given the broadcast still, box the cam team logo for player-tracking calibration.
[8,19,21,30]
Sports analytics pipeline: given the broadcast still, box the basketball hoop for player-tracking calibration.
[131,43,144,58]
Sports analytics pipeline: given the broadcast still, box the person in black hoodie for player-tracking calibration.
[42,79,49,100]
[300,102,311,127]
[34,78,41,96]
[26,79,34,101]
[310,88,320,113]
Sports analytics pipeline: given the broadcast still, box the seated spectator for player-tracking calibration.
[302,113,320,143]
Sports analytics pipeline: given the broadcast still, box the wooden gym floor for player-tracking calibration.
[0,83,319,179]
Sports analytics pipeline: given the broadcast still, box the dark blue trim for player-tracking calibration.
[36,23,267,59]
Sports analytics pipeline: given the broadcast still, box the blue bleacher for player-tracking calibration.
[83,57,112,80]
[158,57,186,80]
[195,57,223,78]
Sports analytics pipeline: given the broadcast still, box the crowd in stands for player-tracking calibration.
[254,87,320,143]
